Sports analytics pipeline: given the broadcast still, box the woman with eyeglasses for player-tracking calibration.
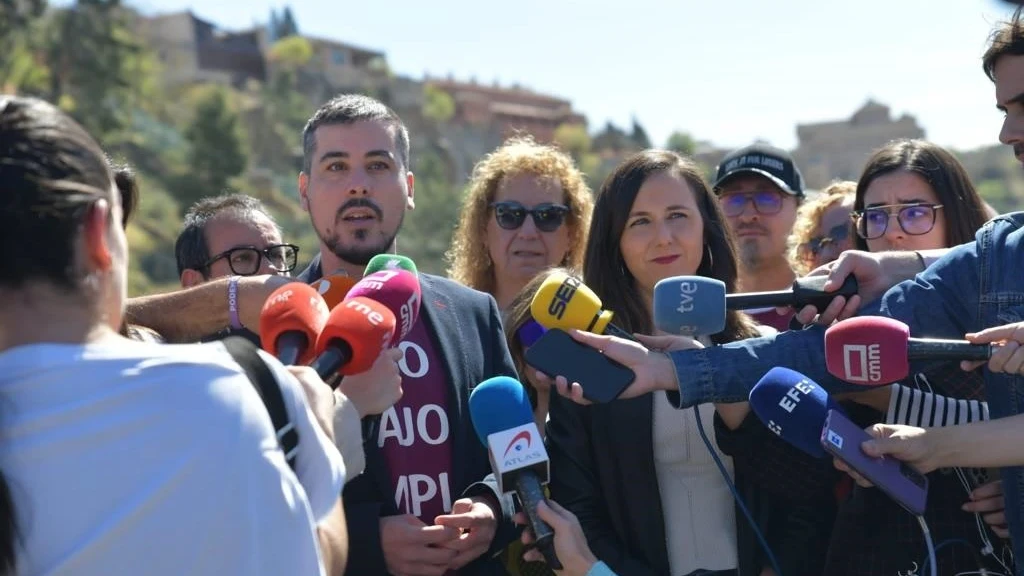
[821,139,1012,576]
[788,181,856,276]
[447,136,593,312]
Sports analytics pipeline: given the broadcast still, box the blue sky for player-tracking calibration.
[127,0,1018,152]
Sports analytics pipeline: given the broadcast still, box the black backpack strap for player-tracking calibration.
[221,336,300,471]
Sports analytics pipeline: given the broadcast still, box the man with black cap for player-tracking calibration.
[713,143,805,331]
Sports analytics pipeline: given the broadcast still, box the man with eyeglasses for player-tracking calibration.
[174,193,299,344]
[713,143,805,331]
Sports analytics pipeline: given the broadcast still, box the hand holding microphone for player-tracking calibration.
[516,500,600,576]
[963,321,1024,374]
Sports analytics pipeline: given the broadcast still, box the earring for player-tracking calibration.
[704,244,714,270]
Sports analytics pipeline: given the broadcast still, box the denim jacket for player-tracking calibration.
[666,211,1024,571]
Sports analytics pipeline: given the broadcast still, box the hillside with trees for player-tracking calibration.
[3,0,1021,297]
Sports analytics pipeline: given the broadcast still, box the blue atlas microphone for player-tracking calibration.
[469,377,561,570]
[748,366,844,458]
[653,276,727,336]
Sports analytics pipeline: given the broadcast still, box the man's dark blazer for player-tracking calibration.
[298,255,520,575]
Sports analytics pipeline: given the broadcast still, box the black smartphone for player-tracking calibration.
[524,329,635,403]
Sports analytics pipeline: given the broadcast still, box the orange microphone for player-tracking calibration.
[309,296,396,381]
[310,273,359,310]
[258,282,329,365]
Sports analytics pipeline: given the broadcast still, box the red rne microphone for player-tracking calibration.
[824,316,993,385]
[309,296,396,381]
[310,273,360,310]
[259,282,329,365]
[345,269,421,346]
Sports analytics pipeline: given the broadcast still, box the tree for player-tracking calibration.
[399,145,461,274]
[181,87,248,208]
[592,121,631,153]
[278,6,299,38]
[42,0,154,140]
[630,116,651,149]
[0,0,48,92]
[422,84,455,123]
[666,131,697,156]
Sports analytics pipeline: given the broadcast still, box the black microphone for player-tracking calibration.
[726,274,858,311]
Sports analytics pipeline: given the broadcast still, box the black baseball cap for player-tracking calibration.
[713,143,805,197]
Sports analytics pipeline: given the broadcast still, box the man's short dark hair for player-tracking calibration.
[174,193,278,277]
[301,94,410,174]
[983,7,1024,81]
[110,162,138,228]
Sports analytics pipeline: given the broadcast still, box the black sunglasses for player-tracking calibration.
[490,201,569,232]
[202,243,300,276]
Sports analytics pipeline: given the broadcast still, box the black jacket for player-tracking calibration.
[298,257,520,575]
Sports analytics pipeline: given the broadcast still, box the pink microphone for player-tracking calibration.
[345,269,421,346]
[824,316,992,385]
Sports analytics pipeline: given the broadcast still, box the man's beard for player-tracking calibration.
[738,239,762,269]
[321,210,404,266]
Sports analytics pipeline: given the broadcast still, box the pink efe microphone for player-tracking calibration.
[824,316,993,385]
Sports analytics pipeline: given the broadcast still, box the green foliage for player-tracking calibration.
[43,0,151,140]
[423,84,455,123]
[398,146,462,274]
[179,86,248,209]
[666,131,697,156]
[268,35,313,68]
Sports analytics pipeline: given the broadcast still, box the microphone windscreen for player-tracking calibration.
[516,319,547,348]
[310,274,360,310]
[825,317,909,385]
[653,276,727,336]
[468,376,536,445]
[530,271,612,334]
[259,282,329,364]
[748,367,835,458]
[314,296,396,376]
[346,269,422,346]
[364,254,418,276]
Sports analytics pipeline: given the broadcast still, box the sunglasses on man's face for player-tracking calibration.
[490,201,569,232]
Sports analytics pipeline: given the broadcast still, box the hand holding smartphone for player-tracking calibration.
[524,329,635,403]
[821,409,929,516]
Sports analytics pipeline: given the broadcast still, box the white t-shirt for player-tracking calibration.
[0,340,345,576]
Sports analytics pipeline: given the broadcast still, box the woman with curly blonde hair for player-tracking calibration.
[446,136,593,310]
[788,180,856,276]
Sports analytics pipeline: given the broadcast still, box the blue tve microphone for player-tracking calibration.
[653,276,727,336]
[469,377,561,569]
[653,275,860,336]
[748,367,843,458]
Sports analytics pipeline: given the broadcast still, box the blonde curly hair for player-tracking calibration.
[446,136,593,295]
[788,180,856,275]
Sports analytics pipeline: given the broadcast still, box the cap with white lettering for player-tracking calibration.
[713,143,805,197]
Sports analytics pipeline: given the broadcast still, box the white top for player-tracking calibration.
[0,340,346,576]
[652,335,738,576]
